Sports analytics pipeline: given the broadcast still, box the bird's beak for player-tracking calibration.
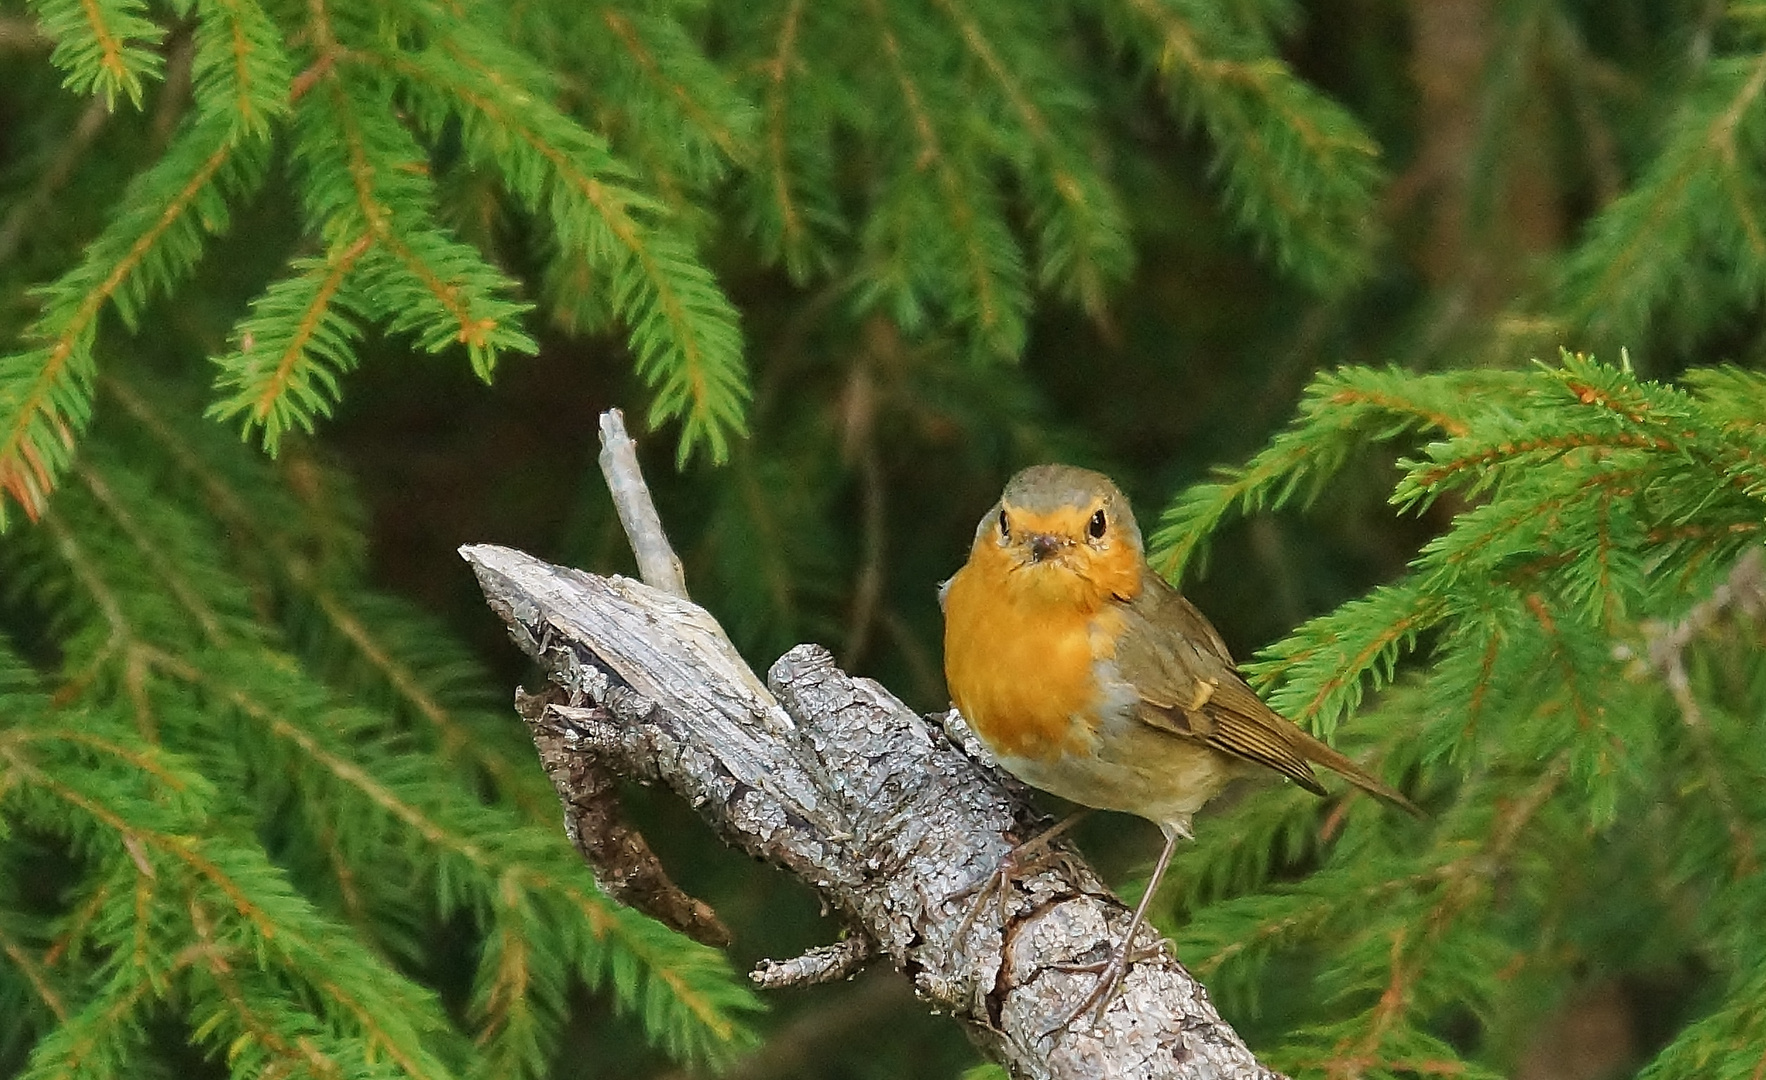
[1027,533,1063,562]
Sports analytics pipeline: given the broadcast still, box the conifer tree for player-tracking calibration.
[0,0,1382,1073]
[1145,355,1766,1079]
[3,0,1765,1077]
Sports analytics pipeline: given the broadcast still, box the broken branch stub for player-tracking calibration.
[463,543,1282,1080]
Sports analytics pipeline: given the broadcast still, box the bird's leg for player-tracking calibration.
[950,810,1089,949]
[1046,825,1182,1034]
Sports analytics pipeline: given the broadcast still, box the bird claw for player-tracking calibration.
[950,863,1011,948]
[949,812,1087,950]
[1041,938,1166,1034]
[1044,956,1128,1035]
[1049,939,1166,974]
[1037,826,1186,1038]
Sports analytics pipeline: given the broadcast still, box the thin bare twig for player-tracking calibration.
[750,936,874,989]
[839,361,886,670]
[1639,547,1763,876]
[598,409,687,599]
[0,98,110,266]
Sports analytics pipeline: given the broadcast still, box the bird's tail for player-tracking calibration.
[1294,728,1424,817]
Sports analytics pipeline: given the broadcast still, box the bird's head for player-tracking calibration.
[969,464,1145,607]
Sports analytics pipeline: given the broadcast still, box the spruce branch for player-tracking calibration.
[1143,358,1766,1076]
[862,0,1029,356]
[1247,580,1448,739]
[384,36,750,462]
[190,0,293,137]
[754,0,825,279]
[32,0,166,108]
[928,0,1131,315]
[210,64,535,449]
[655,970,913,1080]
[70,462,226,644]
[15,428,763,1074]
[1559,47,1766,344]
[596,7,753,169]
[205,239,374,452]
[104,377,556,821]
[0,115,267,525]
[4,725,457,1080]
[1638,969,1766,1080]
[1109,0,1382,287]
[1151,367,1519,580]
[307,74,533,371]
[158,641,748,1071]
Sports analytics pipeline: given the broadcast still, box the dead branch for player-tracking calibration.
[463,539,1283,1079]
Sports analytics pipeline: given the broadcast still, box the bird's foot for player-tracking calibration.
[1042,825,1186,1036]
[949,812,1087,950]
[1049,939,1167,975]
[1042,937,1167,1034]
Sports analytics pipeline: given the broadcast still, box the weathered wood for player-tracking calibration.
[463,543,1282,1080]
[595,409,687,599]
[515,687,731,947]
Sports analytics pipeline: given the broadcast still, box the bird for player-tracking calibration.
[940,463,1420,1030]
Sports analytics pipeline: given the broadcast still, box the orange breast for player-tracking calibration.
[943,556,1114,761]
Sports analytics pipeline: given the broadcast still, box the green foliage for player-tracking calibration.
[0,383,762,1078]
[11,0,1766,1077]
[0,113,269,523]
[1150,355,1766,1080]
[0,0,1382,520]
[30,0,164,108]
[1099,0,1383,287]
[1557,42,1766,350]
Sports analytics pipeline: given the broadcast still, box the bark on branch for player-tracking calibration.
[461,542,1282,1079]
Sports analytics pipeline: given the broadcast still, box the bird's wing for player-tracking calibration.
[1118,570,1422,814]
[1116,572,1326,794]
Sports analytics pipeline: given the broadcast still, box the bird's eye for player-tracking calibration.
[1088,509,1107,539]
[997,509,1010,538]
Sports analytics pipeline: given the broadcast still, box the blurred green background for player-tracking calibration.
[3,0,1764,1077]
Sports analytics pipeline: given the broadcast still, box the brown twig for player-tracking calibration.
[0,98,110,267]
[514,688,730,947]
[839,362,887,670]
[1638,548,1764,877]
[0,16,49,51]
[150,24,197,152]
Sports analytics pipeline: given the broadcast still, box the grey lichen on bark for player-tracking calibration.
[461,542,1285,1080]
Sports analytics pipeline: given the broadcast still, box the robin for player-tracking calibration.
[941,464,1419,1029]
